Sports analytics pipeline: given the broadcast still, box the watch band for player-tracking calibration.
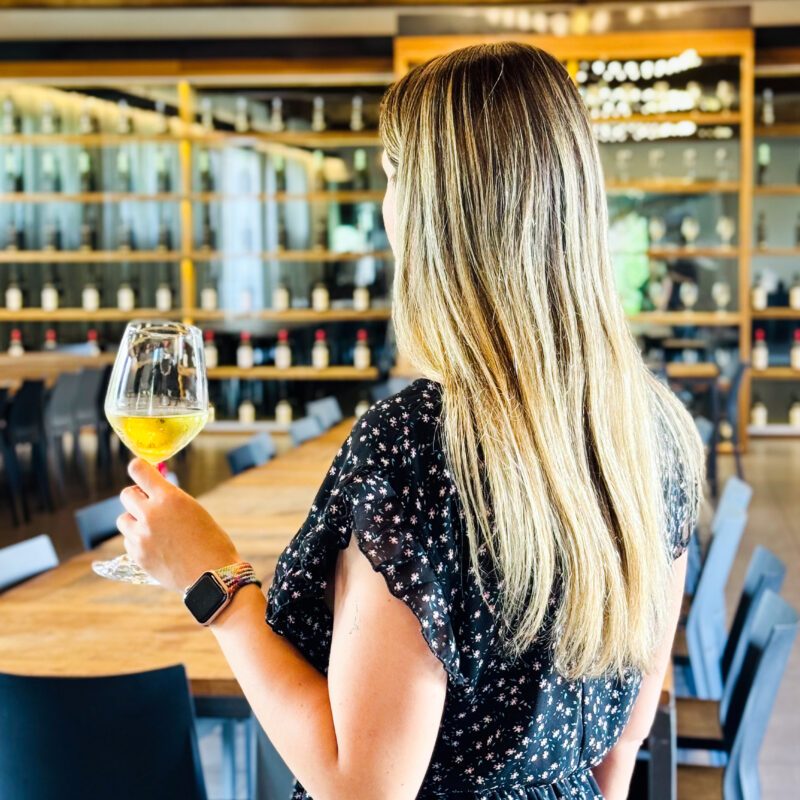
[214,561,262,594]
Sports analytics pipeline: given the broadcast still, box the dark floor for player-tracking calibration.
[1,432,798,798]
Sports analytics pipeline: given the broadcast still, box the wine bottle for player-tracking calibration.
[41,268,60,311]
[353,283,371,311]
[756,211,767,249]
[4,149,22,193]
[311,280,330,312]
[41,151,61,193]
[311,150,325,192]
[155,265,173,312]
[203,330,218,369]
[312,329,329,369]
[750,397,768,427]
[4,268,23,310]
[1,97,20,135]
[349,95,365,132]
[8,328,24,357]
[762,88,775,126]
[276,205,288,252]
[273,279,291,312]
[274,329,292,369]
[353,148,369,191]
[752,329,769,370]
[80,210,97,252]
[5,219,24,252]
[751,274,768,310]
[756,143,770,186]
[78,99,98,135]
[792,329,800,371]
[790,273,800,310]
[200,206,216,251]
[43,218,62,251]
[200,97,214,131]
[312,213,328,251]
[154,99,169,135]
[117,220,134,252]
[117,269,136,312]
[269,97,284,132]
[117,99,133,135]
[43,328,58,351]
[86,329,101,356]
[116,147,132,192]
[82,268,101,312]
[155,148,171,193]
[238,382,256,423]
[790,395,800,427]
[198,149,214,193]
[311,96,326,133]
[353,328,371,369]
[275,397,293,425]
[78,149,95,193]
[795,212,800,247]
[273,154,287,194]
[234,97,250,133]
[237,331,254,369]
[156,218,173,252]
[200,271,218,311]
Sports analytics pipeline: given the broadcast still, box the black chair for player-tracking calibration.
[44,371,85,503]
[0,534,59,593]
[0,387,24,526]
[0,665,207,800]
[75,495,125,550]
[723,361,748,481]
[3,381,53,514]
[74,367,107,474]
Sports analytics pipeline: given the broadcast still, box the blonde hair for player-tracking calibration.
[379,42,705,680]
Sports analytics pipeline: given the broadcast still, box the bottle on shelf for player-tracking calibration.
[756,143,770,186]
[234,96,251,134]
[751,273,768,310]
[199,97,214,131]
[4,149,22,193]
[353,282,371,311]
[80,210,97,252]
[752,328,769,370]
[8,328,24,357]
[349,95,365,132]
[156,218,173,252]
[269,97,285,133]
[790,395,800,428]
[198,149,214,193]
[117,219,135,252]
[238,393,256,424]
[43,218,62,252]
[755,211,768,249]
[714,147,730,182]
[311,280,330,312]
[312,328,329,369]
[41,268,60,311]
[116,146,132,193]
[200,206,216,251]
[353,329,371,369]
[311,150,325,192]
[275,396,293,425]
[78,148,95,193]
[1,97,20,136]
[155,266,173,312]
[792,329,800,371]
[155,148,171,193]
[81,268,101,312]
[274,328,292,369]
[117,270,137,312]
[273,279,291,312]
[273,154,287,194]
[203,330,218,369]
[276,205,288,252]
[237,331,254,369]
[790,273,800,311]
[761,88,775,126]
[200,271,218,312]
[4,268,23,310]
[313,213,328,251]
[117,99,133,135]
[78,99,98,135]
[86,329,101,356]
[353,148,369,191]
[40,151,61,193]
[795,212,800,248]
[682,148,697,183]
[355,395,371,418]
[43,328,58,352]
[40,102,61,134]
[154,99,169,135]
[5,219,24,252]
[311,96,326,133]
[750,396,768,427]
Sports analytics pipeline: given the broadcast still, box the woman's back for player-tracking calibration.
[268,378,693,798]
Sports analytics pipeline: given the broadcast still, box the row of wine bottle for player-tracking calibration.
[752,329,800,371]
[750,396,800,428]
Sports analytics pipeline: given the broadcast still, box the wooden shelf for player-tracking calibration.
[208,366,379,381]
[627,311,741,326]
[647,246,739,259]
[190,307,391,322]
[752,247,800,257]
[0,192,181,204]
[189,249,392,263]
[751,367,800,380]
[0,133,181,146]
[748,424,800,438]
[190,190,385,203]
[0,308,172,322]
[753,185,800,196]
[592,111,741,126]
[188,130,382,148]
[606,180,739,194]
[752,308,800,320]
[664,362,720,379]
[0,250,181,263]
[755,124,800,138]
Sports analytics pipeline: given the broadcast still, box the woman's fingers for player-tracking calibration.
[116,510,138,537]
[120,485,149,519]
[128,457,167,497]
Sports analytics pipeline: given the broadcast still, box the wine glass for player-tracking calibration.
[92,320,209,585]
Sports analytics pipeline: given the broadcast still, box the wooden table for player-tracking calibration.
[0,415,677,796]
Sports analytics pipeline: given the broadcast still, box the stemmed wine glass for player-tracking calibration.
[92,320,209,585]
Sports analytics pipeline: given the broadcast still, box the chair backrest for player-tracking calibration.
[226,432,277,476]
[0,534,58,592]
[693,415,714,447]
[0,665,207,800]
[75,496,125,550]
[73,368,106,428]
[370,377,413,403]
[305,396,343,430]
[686,511,747,699]
[711,476,753,538]
[289,416,324,446]
[6,381,46,444]
[45,372,83,434]
[720,545,786,691]
[722,591,798,800]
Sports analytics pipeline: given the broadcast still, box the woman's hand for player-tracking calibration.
[118,458,242,593]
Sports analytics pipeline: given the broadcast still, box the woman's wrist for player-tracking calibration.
[208,581,266,631]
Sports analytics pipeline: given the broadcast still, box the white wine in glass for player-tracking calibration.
[93,320,209,585]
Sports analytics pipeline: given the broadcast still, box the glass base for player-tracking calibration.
[92,554,160,586]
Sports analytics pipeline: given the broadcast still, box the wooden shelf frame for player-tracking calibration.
[208,366,379,381]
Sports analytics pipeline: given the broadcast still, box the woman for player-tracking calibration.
[119,42,704,800]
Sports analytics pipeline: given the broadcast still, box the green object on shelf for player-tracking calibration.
[608,210,649,315]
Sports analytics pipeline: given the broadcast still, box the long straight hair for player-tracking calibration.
[379,42,705,680]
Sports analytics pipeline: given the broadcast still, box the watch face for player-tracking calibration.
[185,573,227,624]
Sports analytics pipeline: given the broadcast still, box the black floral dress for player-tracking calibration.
[266,378,695,800]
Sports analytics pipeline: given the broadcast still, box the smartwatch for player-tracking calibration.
[183,562,262,626]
